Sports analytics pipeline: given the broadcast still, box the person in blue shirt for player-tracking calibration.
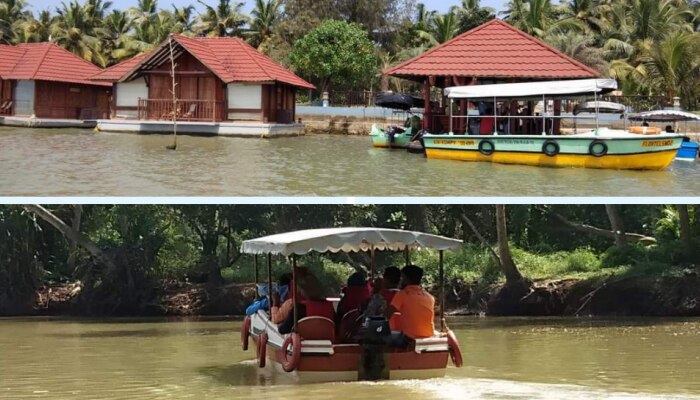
[245,273,291,315]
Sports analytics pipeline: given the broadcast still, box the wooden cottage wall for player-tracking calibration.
[33,81,110,119]
[261,83,296,123]
[146,52,225,121]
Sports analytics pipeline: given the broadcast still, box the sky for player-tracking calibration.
[26,0,509,14]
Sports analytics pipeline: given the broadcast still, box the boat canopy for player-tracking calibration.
[241,227,463,257]
[573,101,626,115]
[628,110,700,122]
[375,92,437,111]
[445,79,618,100]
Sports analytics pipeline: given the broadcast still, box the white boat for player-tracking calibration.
[628,110,700,161]
[239,227,464,383]
[422,79,684,170]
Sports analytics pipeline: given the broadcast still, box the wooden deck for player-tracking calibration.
[96,119,305,138]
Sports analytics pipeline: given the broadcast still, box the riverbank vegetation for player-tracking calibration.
[1,204,698,317]
[1,0,699,107]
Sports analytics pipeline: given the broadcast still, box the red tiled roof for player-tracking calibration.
[114,35,315,89]
[0,43,110,87]
[91,52,151,81]
[386,19,599,81]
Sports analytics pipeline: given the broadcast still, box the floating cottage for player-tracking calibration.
[384,19,601,135]
[92,34,315,137]
[0,43,111,127]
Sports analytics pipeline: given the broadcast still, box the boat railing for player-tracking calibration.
[137,98,226,122]
[434,113,623,135]
[0,98,14,116]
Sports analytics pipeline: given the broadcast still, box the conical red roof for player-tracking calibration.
[386,19,599,81]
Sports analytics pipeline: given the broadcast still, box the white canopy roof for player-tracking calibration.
[628,110,700,122]
[573,101,626,115]
[445,79,618,99]
[241,227,463,257]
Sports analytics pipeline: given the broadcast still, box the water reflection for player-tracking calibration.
[1,128,698,196]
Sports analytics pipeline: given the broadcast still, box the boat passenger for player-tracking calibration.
[387,265,435,347]
[665,125,675,133]
[642,121,650,127]
[245,273,291,316]
[335,271,371,325]
[274,270,334,333]
[379,267,402,331]
[479,106,495,135]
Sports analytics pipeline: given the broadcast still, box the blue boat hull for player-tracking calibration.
[676,141,699,161]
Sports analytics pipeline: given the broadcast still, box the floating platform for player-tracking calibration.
[96,120,305,138]
[0,116,97,129]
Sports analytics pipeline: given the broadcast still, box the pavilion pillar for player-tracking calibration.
[423,77,433,131]
[553,99,562,135]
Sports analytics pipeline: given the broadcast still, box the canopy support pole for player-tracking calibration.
[254,254,259,286]
[466,99,470,134]
[404,247,410,267]
[267,254,272,321]
[541,95,546,135]
[594,89,600,133]
[292,254,298,332]
[449,99,453,134]
[494,97,498,135]
[370,246,376,281]
[439,250,445,333]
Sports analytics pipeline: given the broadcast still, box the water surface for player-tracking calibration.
[1,317,699,399]
[0,127,698,196]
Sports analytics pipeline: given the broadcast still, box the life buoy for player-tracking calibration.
[256,332,268,368]
[446,330,463,368]
[241,316,251,351]
[629,126,661,135]
[589,140,608,157]
[478,140,495,156]
[542,140,560,157]
[281,333,302,372]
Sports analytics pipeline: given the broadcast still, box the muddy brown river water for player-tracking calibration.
[1,127,699,196]
[1,317,700,399]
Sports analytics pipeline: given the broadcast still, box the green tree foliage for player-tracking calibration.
[289,20,378,92]
[1,204,698,316]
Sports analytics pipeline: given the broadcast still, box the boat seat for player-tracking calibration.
[338,308,360,342]
[414,335,449,353]
[296,316,336,342]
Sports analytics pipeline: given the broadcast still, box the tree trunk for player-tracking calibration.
[23,205,116,272]
[66,204,82,273]
[495,205,523,284]
[405,205,430,233]
[547,207,656,244]
[605,205,627,247]
[677,205,693,258]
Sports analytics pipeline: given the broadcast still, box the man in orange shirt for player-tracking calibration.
[387,265,435,347]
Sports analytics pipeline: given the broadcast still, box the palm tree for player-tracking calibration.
[172,4,194,33]
[418,12,460,46]
[544,30,609,74]
[195,0,248,37]
[14,9,53,43]
[0,0,31,44]
[51,0,108,66]
[455,0,495,32]
[414,2,435,32]
[640,31,700,106]
[502,0,567,38]
[247,0,280,48]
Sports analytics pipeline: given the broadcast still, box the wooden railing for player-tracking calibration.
[0,98,13,116]
[137,99,225,122]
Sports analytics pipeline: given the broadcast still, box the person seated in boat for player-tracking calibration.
[642,121,650,127]
[387,265,435,348]
[479,106,495,135]
[245,273,291,316]
[274,270,334,334]
[335,271,371,325]
[665,125,675,133]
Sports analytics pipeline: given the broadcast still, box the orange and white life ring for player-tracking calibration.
[447,330,463,368]
[241,316,251,351]
[256,332,268,368]
[629,126,661,135]
[281,333,302,372]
